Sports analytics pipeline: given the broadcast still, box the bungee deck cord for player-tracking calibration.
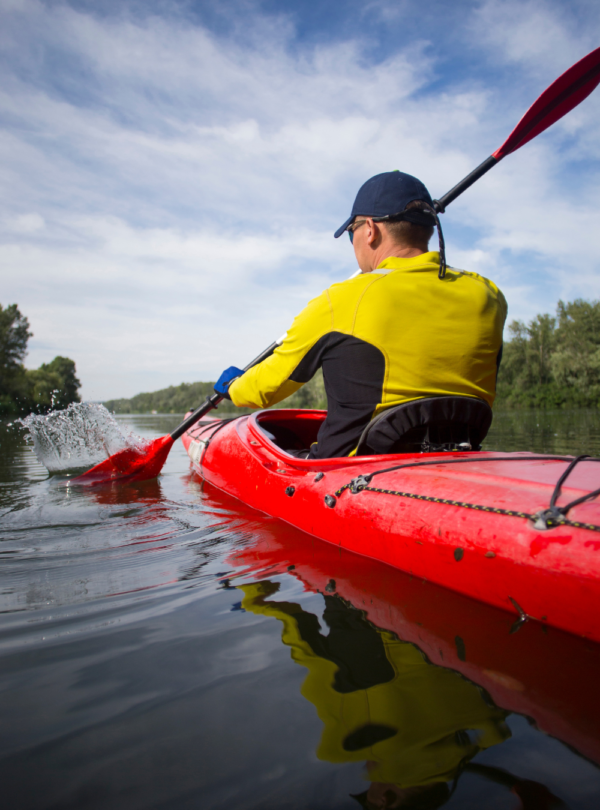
[189,420,600,532]
[328,455,600,532]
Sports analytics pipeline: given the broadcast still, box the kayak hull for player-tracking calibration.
[182,408,600,643]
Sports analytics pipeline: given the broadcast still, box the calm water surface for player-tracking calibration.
[2,410,600,809]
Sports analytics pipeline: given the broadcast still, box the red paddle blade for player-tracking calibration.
[71,434,174,485]
[493,46,600,160]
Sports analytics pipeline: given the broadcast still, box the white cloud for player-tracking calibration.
[1,0,600,398]
[471,0,598,74]
[5,213,45,233]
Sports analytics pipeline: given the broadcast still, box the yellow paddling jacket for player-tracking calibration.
[240,582,510,788]
[229,252,507,458]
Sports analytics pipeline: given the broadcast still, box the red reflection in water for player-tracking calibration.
[191,477,600,771]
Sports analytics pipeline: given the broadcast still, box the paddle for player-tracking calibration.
[72,338,284,483]
[434,45,600,211]
[73,45,600,485]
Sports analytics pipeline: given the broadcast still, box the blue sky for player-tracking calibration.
[2,0,600,400]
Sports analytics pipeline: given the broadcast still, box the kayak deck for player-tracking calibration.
[182,408,600,643]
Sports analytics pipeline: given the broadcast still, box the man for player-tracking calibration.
[215,171,506,458]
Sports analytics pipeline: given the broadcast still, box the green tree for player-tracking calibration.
[497,320,528,393]
[527,314,556,387]
[497,298,600,408]
[549,300,600,403]
[0,303,81,416]
[24,367,64,412]
[0,304,32,371]
[40,356,81,408]
[556,299,600,349]
[24,357,82,413]
[0,304,32,402]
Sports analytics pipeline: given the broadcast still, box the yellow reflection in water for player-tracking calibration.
[240,580,510,798]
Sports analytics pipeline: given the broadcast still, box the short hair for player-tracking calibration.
[382,201,434,251]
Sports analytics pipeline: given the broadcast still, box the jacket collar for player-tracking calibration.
[372,252,440,275]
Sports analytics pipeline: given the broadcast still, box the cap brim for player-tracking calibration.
[334,216,354,239]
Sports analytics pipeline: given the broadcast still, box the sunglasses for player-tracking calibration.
[347,219,367,244]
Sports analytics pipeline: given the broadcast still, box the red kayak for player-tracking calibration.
[182,408,600,643]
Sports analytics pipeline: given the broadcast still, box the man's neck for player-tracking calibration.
[362,244,426,273]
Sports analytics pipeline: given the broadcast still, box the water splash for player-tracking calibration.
[18,403,148,473]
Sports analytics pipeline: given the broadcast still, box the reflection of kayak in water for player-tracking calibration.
[194,487,600,772]
[240,579,510,789]
[239,581,568,809]
[182,409,600,644]
[215,507,574,808]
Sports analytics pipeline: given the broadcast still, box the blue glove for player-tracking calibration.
[214,366,244,399]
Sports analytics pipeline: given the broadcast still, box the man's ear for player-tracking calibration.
[365,218,381,246]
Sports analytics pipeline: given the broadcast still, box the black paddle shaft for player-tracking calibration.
[170,340,281,440]
[434,155,498,212]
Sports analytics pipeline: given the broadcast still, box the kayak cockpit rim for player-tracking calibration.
[186,410,600,497]
[246,409,434,468]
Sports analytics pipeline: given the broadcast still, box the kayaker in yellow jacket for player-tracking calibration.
[215,171,507,458]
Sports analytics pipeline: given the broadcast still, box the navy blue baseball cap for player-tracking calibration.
[334,170,435,238]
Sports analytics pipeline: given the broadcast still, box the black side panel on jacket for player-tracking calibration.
[289,331,386,458]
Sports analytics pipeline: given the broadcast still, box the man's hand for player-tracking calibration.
[214,366,244,399]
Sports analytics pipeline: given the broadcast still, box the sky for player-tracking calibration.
[1,0,600,401]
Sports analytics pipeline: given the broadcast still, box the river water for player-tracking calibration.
[2,409,600,809]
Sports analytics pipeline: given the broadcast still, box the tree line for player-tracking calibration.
[497,299,600,407]
[103,372,327,414]
[105,298,600,414]
[0,304,81,417]
[104,381,219,414]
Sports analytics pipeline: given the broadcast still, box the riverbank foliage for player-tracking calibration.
[104,298,600,414]
[496,299,600,408]
[104,381,217,414]
[0,304,81,416]
[104,372,327,414]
